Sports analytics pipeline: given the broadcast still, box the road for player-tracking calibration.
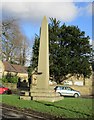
[0,104,46,120]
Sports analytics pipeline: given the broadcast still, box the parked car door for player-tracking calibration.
[60,87,73,96]
[64,87,74,96]
[60,86,68,96]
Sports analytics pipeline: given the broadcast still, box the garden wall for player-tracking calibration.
[3,83,17,90]
[50,85,94,96]
[69,85,94,96]
[3,83,94,96]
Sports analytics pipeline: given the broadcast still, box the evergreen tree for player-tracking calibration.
[49,18,61,82]
[31,18,92,83]
[31,34,40,69]
[58,25,91,83]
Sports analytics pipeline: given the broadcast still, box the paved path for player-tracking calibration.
[0,105,45,120]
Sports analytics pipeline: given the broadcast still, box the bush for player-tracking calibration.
[0,77,7,83]
[10,76,18,83]
[1,73,18,83]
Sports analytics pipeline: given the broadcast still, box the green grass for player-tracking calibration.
[0,95,93,118]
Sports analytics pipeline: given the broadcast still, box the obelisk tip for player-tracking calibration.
[43,16,47,22]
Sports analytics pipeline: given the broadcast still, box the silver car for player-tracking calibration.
[54,86,81,98]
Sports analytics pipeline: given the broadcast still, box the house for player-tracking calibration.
[0,60,28,81]
[3,61,17,76]
[11,64,28,81]
[0,61,4,79]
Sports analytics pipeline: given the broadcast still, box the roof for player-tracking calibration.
[3,61,16,72]
[3,61,27,73]
[12,64,27,73]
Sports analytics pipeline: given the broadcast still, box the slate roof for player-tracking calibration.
[3,61,27,73]
[3,61,17,72]
[12,64,27,73]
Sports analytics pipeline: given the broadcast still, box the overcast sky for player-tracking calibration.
[1,0,94,66]
[1,0,94,45]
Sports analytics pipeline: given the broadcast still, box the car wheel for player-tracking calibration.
[3,90,8,94]
[3,90,11,94]
[74,93,79,98]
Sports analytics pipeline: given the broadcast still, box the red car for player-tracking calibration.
[0,84,12,94]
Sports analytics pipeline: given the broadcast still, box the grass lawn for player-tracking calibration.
[0,94,93,118]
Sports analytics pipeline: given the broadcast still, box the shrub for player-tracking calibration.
[1,73,18,83]
[10,76,18,83]
[0,77,7,83]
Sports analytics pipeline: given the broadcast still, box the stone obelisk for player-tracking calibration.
[37,16,49,89]
[20,16,64,101]
[29,16,64,102]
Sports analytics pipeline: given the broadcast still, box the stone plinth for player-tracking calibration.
[19,88,64,102]
[20,96,31,100]
[30,87,64,102]
[20,91,31,100]
[31,96,63,102]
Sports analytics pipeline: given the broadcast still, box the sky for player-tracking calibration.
[1,1,93,42]
[1,0,94,65]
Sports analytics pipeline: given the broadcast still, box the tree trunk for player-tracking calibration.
[83,78,85,86]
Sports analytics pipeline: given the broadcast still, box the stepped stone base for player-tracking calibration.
[30,87,64,102]
[20,96,31,100]
[19,87,64,102]
[31,96,63,102]
[19,91,31,100]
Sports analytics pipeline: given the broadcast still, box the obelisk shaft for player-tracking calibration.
[37,16,49,89]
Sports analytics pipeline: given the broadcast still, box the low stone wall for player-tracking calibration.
[3,83,94,96]
[3,83,17,90]
[49,85,94,96]
[69,85,94,96]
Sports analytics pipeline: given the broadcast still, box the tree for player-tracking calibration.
[17,36,30,66]
[2,19,30,66]
[30,34,40,69]
[31,18,92,83]
[49,18,63,82]
[58,25,91,81]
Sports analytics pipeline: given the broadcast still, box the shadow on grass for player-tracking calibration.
[36,98,92,118]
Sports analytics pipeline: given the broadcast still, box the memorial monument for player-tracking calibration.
[20,16,63,101]
[36,16,49,89]
[30,16,64,102]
